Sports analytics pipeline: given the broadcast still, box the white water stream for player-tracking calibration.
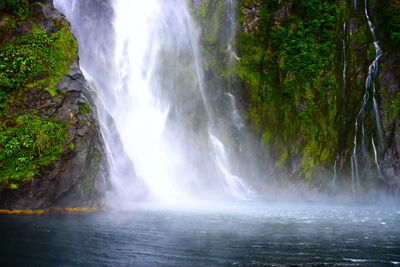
[350,0,384,195]
[55,0,253,207]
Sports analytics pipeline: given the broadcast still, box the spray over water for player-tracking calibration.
[55,0,254,207]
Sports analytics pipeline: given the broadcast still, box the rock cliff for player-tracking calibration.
[192,0,400,199]
[0,1,108,209]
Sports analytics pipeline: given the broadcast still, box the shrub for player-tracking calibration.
[0,25,77,92]
[0,0,29,16]
[0,115,68,187]
[377,1,400,48]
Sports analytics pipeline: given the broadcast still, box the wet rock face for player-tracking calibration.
[32,2,63,33]
[234,0,400,197]
[272,2,292,23]
[0,3,108,209]
[241,1,262,35]
[380,50,400,194]
[0,62,108,209]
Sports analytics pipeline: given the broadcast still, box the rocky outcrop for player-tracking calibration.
[0,62,109,209]
[0,2,108,209]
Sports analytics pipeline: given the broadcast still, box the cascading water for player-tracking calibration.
[55,0,253,206]
[224,0,244,133]
[331,155,339,192]
[226,0,240,64]
[226,93,245,131]
[350,0,384,196]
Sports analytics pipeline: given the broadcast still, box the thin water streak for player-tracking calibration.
[350,0,384,196]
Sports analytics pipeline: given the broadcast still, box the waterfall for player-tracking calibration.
[226,0,240,64]
[225,0,243,132]
[54,0,253,206]
[331,155,339,192]
[350,0,384,196]
[342,22,347,96]
[226,93,245,131]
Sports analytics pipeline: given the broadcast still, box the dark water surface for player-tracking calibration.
[1,202,400,266]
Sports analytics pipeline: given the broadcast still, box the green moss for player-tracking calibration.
[198,1,224,46]
[0,3,78,189]
[80,150,101,201]
[0,21,77,96]
[68,141,75,151]
[0,90,8,115]
[0,115,68,188]
[196,0,209,18]
[237,0,340,182]
[0,0,29,16]
[366,43,376,62]
[277,151,288,167]
[261,130,272,145]
[377,1,400,48]
[10,183,18,189]
[354,25,368,45]
[79,103,91,115]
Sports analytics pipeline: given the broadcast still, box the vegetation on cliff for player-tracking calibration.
[0,0,30,16]
[0,115,67,188]
[0,23,77,95]
[376,0,400,48]
[236,0,399,193]
[238,0,339,183]
[192,0,400,196]
[0,1,77,189]
[1,0,399,200]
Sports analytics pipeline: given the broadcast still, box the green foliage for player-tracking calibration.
[0,90,8,115]
[0,2,78,189]
[0,24,77,93]
[196,0,208,18]
[0,31,48,89]
[237,0,339,180]
[377,1,400,48]
[80,150,101,200]
[68,141,75,151]
[197,0,224,46]
[0,0,29,16]
[0,115,68,187]
[79,103,91,115]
